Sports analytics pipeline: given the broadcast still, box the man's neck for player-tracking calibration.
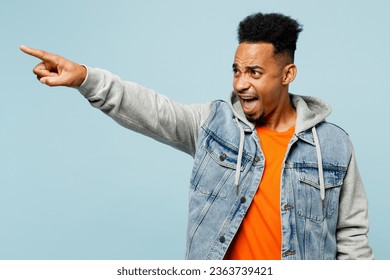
[258,95,296,132]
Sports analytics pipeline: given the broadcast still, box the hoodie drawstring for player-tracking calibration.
[234,119,325,206]
[312,126,325,208]
[235,118,245,195]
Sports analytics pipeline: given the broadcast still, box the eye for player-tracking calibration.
[251,69,262,78]
[233,68,240,76]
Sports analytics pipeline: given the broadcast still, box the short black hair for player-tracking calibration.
[238,12,303,61]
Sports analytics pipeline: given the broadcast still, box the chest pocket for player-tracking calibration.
[190,134,251,199]
[296,166,346,222]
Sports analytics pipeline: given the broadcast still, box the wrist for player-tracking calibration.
[69,64,87,88]
[75,64,87,87]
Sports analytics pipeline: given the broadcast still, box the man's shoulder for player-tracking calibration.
[208,99,233,114]
[200,100,238,130]
[315,122,353,154]
[317,121,350,137]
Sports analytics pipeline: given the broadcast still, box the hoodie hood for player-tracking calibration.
[228,91,332,134]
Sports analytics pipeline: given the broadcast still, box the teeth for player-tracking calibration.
[242,96,257,111]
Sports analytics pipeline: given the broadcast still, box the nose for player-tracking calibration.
[234,74,251,93]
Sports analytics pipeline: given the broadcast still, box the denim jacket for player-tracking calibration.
[78,67,373,260]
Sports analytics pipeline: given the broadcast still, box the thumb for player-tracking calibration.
[39,75,68,87]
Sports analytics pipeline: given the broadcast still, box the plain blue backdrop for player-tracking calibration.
[1,0,389,259]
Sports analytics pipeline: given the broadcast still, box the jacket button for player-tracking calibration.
[219,236,226,243]
[283,250,296,257]
[240,197,246,203]
[219,153,227,161]
[284,205,294,211]
[254,156,260,162]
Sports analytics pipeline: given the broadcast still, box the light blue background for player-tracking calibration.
[1,0,389,259]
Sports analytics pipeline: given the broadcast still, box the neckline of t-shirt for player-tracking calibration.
[256,124,296,135]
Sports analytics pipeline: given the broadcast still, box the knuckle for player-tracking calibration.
[32,67,39,75]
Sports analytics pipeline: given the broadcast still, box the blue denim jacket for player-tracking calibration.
[187,99,356,259]
[79,67,373,260]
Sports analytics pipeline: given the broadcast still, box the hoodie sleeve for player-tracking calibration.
[336,149,374,259]
[77,66,212,157]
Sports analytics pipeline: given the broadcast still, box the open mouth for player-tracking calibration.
[240,96,258,111]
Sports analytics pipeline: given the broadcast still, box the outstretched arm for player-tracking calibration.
[20,45,86,87]
[21,45,213,156]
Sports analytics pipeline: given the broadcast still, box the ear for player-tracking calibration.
[282,64,297,85]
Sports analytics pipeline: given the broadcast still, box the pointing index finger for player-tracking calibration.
[19,45,56,62]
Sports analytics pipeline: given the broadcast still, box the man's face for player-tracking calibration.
[233,42,287,123]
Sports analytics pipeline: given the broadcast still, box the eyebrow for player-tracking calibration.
[232,63,264,71]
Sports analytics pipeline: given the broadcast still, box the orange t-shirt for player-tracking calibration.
[224,125,295,260]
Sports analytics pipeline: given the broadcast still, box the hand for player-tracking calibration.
[20,45,87,87]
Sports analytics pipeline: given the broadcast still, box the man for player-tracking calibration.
[20,12,373,260]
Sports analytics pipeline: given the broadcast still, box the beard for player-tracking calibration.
[245,112,266,126]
